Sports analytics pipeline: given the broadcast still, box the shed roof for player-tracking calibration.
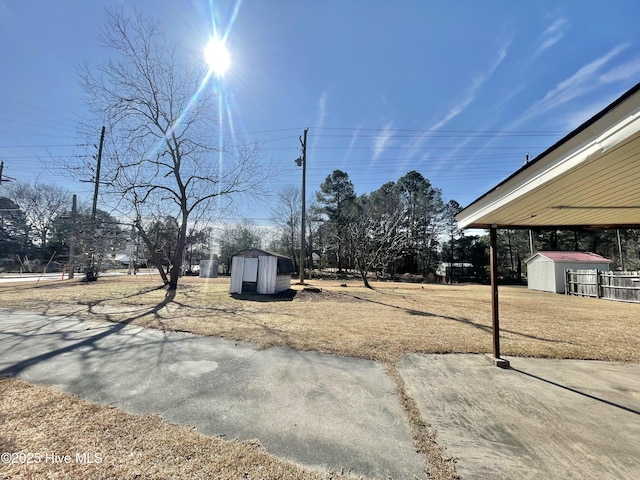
[526,251,612,264]
[233,248,279,258]
[455,81,640,230]
[232,248,295,274]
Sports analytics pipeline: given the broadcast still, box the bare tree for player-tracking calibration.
[79,9,267,289]
[0,196,28,256]
[270,185,301,271]
[51,206,127,273]
[6,182,68,248]
[349,189,408,289]
[217,220,262,273]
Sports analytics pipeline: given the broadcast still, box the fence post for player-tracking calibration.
[595,269,600,299]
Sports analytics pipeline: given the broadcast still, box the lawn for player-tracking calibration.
[1,274,638,480]
[0,273,637,363]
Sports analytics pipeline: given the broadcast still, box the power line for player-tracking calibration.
[189,125,568,139]
[0,131,86,139]
[0,117,80,134]
[0,155,91,160]
[0,93,82,125]
[311,145,540,150]
[0,144,91,148]
[309,126,568,134]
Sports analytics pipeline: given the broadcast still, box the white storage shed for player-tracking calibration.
[229,248,295,294]
[525,251,611,294]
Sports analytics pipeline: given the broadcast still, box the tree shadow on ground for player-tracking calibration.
[342,291,568,344]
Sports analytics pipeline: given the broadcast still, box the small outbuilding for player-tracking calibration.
[229,248,295,294]
[199,259,219,278]
[436,262,475,283]
[525,251,612,294]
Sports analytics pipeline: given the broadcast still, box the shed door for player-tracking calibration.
[229,256,244,294]
[257,255,277,294]
[242,258,259,282]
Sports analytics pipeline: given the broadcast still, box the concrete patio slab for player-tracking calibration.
[399,353,640,480]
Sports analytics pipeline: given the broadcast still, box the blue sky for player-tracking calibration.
[2,0,640,226]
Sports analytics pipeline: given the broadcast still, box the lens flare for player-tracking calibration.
[204,37,230,74]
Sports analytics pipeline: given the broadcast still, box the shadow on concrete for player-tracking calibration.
[0,288,177,377]
[511,367,640,416]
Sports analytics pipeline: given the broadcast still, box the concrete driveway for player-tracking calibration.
[0,308,424,479]
[1,308,639,479]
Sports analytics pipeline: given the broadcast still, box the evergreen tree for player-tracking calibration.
[396,171,444,275]
[315,170,357,272]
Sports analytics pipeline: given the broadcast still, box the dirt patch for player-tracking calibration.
[294,288,356,302]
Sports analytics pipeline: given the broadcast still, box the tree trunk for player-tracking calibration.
[507,230,515,273]
[360,268,372,289]
[168,262,180,290]
[168,215,188,290]
[290,230,297,273]
[307,221,313,274]
[136,221,169,285]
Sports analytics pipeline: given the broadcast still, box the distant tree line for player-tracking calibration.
[262,170,640,288]
[0,182,127,275]
[3,176,638,285]
[263,169,470,287]
[0,182,217,278]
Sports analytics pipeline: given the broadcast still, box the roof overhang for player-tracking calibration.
[456,82,640,230]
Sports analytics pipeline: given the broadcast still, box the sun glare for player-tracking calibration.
[204,37,230,74]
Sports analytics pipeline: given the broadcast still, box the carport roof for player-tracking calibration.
[456,81,640,230]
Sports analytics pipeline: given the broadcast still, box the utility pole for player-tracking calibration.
[87,126,105,280]
[616,229,625,271]
[295,128,308,284]
[128,224,135,275]
[92,126,106,222]
[529,230,535,256]
[68,194,77,279]
[0,161,15,187]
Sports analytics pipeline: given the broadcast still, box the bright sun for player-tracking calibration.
[204,37,230,74]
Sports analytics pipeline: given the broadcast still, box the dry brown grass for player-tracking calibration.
[0,376,360,480]
[0,274,637,363]
[1,274,638,480]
